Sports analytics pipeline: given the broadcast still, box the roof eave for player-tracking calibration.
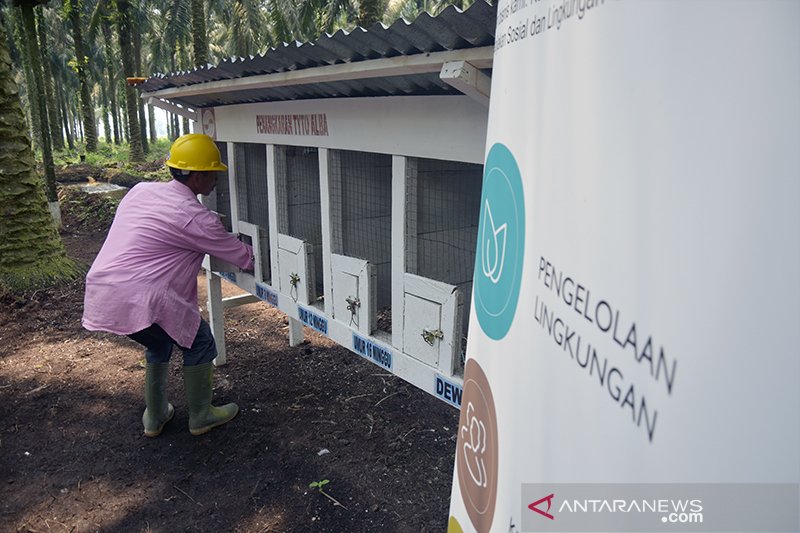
[140,46,494,106]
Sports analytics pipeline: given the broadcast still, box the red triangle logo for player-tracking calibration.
[528,493,555,520]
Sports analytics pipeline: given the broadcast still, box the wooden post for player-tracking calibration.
[288,317,304,347]
[266,144,281,284]
[207,270,226,366]
[392,155,414,350]
[319,148,336,318]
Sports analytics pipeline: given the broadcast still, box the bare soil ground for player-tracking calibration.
[0,196,459,532]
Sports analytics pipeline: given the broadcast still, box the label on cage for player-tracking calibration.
[352,333,393,371]
[255,283,278,307]
[435,374,463,409]
[298,306,328,335]
[217,271,237,284]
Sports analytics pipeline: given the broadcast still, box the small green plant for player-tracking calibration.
[309,479,348,510]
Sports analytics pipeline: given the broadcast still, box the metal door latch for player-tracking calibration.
[345,296,360,313]
[422,328,444,346]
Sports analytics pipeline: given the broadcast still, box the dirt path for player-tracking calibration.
[0,227,459,532]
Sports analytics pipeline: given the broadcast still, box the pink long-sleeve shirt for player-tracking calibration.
[82,179,253,348]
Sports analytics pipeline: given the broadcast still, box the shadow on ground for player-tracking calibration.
[0,251,459,532]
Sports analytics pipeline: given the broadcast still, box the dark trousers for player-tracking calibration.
[128,320,217,366]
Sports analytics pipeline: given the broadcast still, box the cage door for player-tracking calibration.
[331,253,376,334]
[237,221,270,283]
[402,273,461,371]
[277,234,314,305]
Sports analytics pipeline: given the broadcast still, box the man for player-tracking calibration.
[83,133,254,437]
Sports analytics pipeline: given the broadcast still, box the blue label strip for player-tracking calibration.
[218,271,237,283]
[434,374,463,408]
[352,333,393,371]
[255,283,278,307]
[298,306,328,335]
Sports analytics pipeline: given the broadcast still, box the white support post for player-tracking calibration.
[272,145,305,345]
[318,148,335,318]
[222,294,260,309]
[207,271,227,366]
[266,144,281,284]
[288,317,304,347]
[227,143,240,234]
[392,155,409,350]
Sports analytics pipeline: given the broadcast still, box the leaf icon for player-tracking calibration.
[481,200,507,284]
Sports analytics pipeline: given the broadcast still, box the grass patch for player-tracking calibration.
[51,138,172,170]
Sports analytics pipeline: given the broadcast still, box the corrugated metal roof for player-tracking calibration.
[139,1,496,109]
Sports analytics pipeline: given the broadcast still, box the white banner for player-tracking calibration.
[448,1,800,532]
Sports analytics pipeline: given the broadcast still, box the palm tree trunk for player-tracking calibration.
[117,0,144,162]
[131,8,148,154]
[119,76,128,143]
[0,14,81,291]
[113,102,122,144]
[100,82,112,145]
[35,7,63,151]
[137,97,148,152]
[177,37,192,136]
[19,2,57,219]
[74,94,83,144]
[59,88,74,150]
[148,103,156,142]
[11,10,40,150]
[191,0,208,67]
[173,113,179,140]
[101,22,121,145]
[67,1,97,152]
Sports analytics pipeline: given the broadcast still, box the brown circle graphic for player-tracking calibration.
[201,109,216,139]
[456,358,499,533]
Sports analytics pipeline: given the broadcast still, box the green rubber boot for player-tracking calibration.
[183,362,239,436]
[143,362,175,437]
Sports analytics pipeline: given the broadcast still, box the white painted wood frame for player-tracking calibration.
[330,253,375,335]
[276,234,314,305]
[318,148,334,317]
[206,272,226,366]
[236,221,269,284]
[403,273,461,374]
[226,143,241,234]
[265,144,281,285]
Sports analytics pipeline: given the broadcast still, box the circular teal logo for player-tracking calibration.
[474,143,525,340]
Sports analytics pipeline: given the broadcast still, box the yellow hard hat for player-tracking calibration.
[165,133,228,172]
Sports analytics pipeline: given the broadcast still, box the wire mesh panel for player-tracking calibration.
[234,143,270,280]
[212,141,232,231]
[410,157,482,341]
[275,146,323,297]
[330,149,393,331]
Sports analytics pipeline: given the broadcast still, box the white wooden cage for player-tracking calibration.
[198,97,488,410]
[144,0,497,409]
